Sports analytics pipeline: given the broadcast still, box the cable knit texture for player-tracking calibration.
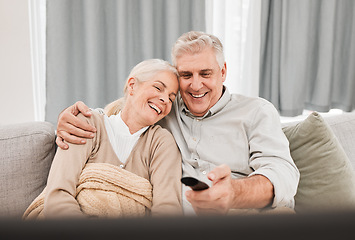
[23,163,152,219]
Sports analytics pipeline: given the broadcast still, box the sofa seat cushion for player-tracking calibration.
[0,121,56,218]
[283,112,355,213]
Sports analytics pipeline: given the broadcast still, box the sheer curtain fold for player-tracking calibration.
[260,0,355,116]
[206,0,261,97]
[45,0,205,124]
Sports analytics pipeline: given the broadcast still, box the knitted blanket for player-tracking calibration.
[23,163,153,219]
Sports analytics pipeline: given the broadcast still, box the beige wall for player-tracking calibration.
[0,0,35,125]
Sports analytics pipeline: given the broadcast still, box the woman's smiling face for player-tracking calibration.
[125,70,179,129]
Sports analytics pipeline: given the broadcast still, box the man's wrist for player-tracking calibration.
[230,175,274,209]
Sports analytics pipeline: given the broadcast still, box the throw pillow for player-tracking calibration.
[282,112,355,213]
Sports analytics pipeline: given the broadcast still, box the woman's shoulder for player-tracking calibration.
[144,125,175,144]
[77,109,106,128]
[147,124,172,135]
[139,125,179,158]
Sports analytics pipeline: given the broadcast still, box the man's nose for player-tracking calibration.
[190,74,203,90]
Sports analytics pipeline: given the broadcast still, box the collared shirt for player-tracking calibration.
[159,87,300,213]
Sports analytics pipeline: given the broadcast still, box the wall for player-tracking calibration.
[0,0,35,125]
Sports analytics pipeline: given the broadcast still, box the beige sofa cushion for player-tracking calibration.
[325,112,355,171]
[0,122,56,218]
[283,112,355,213]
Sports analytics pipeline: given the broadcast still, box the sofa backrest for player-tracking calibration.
[325,112,355,171]
[0,121,56,218]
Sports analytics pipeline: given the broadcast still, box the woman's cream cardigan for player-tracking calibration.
[24,111,182,218]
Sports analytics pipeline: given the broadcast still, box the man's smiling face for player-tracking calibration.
[176,47,226,117]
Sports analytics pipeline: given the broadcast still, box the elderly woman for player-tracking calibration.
[24,59,182,218]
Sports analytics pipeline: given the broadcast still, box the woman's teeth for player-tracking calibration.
[148,103,161,114]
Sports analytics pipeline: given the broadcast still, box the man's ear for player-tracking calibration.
[221,62,227,82]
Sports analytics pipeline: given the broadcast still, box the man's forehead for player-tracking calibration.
[176,59,215,72]
[178,68,213,73]
[176,49,218,71]
[177,60,215,72]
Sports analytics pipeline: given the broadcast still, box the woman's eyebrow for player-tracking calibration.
[155,80,176,96]
[155,80,166,88]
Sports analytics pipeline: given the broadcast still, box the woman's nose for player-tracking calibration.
[159,93,168,103]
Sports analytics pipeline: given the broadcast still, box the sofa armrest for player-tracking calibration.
[0,121,56,218]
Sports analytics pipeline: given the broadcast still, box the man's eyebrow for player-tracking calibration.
[200,69,213,73]
[178,71,192,74]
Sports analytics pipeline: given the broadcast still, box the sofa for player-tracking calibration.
[1,112,355,239]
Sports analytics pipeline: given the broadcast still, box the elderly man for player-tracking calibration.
[56,31,299,215]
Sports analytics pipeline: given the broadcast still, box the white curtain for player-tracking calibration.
[29,0,46,121]
[31,0,260,123]
[206,0,261,97]
[45,0,205,124]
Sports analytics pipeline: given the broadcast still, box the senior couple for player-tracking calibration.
[24,31,299,219]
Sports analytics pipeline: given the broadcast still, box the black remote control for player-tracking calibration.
[181,177,209,191]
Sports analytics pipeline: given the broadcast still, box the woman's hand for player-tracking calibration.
[56,101,97,149]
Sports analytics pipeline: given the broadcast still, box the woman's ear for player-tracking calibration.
[127,77,136,95]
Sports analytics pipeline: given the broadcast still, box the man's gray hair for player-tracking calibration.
[171,31,225,69]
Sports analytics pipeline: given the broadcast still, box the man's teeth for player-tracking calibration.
[191,93,206,98]
[149,103,161,114]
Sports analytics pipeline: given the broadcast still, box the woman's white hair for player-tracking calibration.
[123,59,178,96]
[105,59,178,116]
